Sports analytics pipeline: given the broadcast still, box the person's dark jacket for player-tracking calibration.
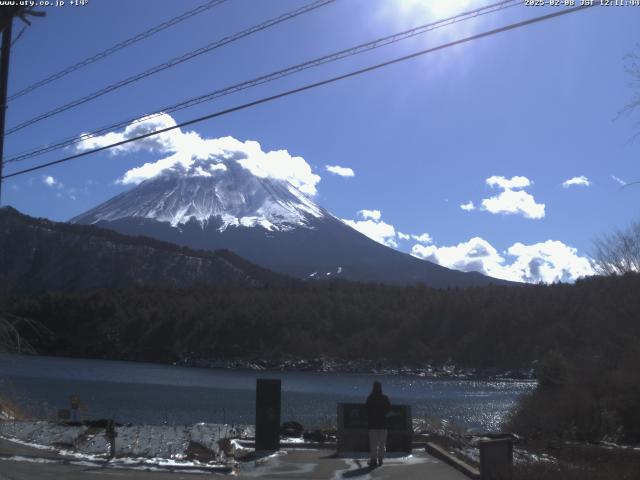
[366,391,391,429]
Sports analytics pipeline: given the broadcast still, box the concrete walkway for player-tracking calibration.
[0,438,469,479]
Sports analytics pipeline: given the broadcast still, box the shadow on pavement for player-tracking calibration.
[342,465,376,477]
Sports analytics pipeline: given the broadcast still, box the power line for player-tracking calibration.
[4,0,520,165]
[7,0,228,101]
[10,25,27,47]
[1,3,596,182]
[5,0,337,135]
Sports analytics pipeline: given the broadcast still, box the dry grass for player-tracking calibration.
[0,396,25,420]
[514,441,640,480]
[515,461,640,480]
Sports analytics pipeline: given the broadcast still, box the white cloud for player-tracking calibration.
[77,114,185,155]
[43,176,57,187]
[325,165,355,177]
[342,210,398,248]
[41,175,79,200]
[505,241,594,283]
[412,237,502,275]
[343,218,397,248]
[562,176,591,188]
[411,237,593,284]
[460,201,475,211]
[411,232,433,244]
[235,142,320,195]
[486,175,531,190]
[359,209,381,221]
[481,190,545,219]
[343,211,432,248]
[611,175,627,186]
[342,212,434,249]
[76,113,321,195]
[480,175,545,219]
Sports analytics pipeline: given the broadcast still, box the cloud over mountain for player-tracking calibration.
[341,210,436,251]
[359,209,381,221]
[411,237,593,283]
[76,113,321,195]
[342,210,398,248]
[412,232,433,244]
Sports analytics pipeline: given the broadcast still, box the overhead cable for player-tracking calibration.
[5,0,337,135]
[1,4,596,181]
[8,0,229,101]
[5,0,518,164]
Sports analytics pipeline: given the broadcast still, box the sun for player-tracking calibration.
[398,0,474,20]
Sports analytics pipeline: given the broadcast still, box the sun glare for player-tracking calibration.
[399,0,473,20]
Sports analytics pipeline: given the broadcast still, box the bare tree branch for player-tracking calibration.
[591,221,640,276]
[619,45,640,120]
[0,312,50,354]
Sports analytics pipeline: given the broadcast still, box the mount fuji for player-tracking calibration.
[72,159,508,287]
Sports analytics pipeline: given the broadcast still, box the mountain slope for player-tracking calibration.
[71,161,510,288]
[0,207,293,293]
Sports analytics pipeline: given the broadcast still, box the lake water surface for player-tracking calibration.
[0,354,535,431]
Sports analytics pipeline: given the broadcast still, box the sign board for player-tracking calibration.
[337,403,412,453]
[342,404,409,430]
[342,404,368,429]
[70,395,80,410]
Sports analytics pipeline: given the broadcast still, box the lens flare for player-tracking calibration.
[399,0,473,19]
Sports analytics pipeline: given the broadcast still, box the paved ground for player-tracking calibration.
[0,438,469,479]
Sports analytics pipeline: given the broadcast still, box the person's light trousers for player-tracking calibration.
[368,429,387,460]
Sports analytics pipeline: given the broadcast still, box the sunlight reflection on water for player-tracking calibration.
[0,354,535,431]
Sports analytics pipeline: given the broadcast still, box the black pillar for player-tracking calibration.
[480,436,513,480]
[255,378,281,451]
[0,20,13,205]
[106,419,117,459]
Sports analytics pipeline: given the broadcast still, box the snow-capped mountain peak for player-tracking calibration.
[72,155,510,288]
[72,159,325,230]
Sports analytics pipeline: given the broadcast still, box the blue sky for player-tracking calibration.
[2,0,639,283]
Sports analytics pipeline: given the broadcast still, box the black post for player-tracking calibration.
[0,20,12,205]
[479,436,513,480]
[106,419,117,459]
[255,378,281,451]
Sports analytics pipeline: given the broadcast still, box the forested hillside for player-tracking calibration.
[3,273,638,369]
[0,206,293,291]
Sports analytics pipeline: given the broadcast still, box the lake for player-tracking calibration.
[0,354,535,431]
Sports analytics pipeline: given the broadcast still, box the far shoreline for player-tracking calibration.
[0,352,537,382]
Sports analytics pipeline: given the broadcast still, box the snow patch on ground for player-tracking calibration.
[236,450,317,477]
[0,420,253,464]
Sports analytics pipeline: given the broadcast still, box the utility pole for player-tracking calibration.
[0,19,12,206]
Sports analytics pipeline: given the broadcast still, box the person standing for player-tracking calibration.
[365,381,391,468]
